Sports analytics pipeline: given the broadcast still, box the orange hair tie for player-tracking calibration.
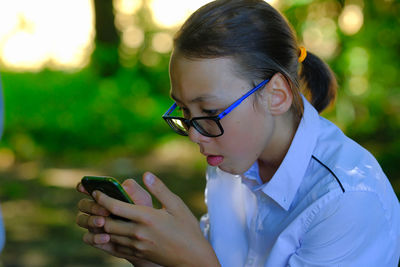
[298,46,307,63]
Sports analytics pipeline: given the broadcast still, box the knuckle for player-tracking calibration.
[152,186,163,196]
[76,213,88,228]
[132,229,146,242]
[77,199,88,211]
[133,242,146,255]
[103,221,112,233]
[134,241,151,257]
[132,250,144,259]
[91,204,102,215]
[140,214,154,227]
[88,216,97,228]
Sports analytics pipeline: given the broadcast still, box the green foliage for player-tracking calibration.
[1,63,172,161]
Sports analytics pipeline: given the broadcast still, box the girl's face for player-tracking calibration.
[169,54,279,175]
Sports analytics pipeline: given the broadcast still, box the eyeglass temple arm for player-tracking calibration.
[163,103,177,116]
[217,79,270,120]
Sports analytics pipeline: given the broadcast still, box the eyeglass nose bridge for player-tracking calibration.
[182,118,198,134]
[182,118,208,137]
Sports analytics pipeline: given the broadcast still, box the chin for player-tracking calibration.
[219,164,245,175]
[218,157,254,176]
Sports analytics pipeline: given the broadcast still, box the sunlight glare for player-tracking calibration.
[0,0,95,71]
[149,0,212,28]
[149,0,280,29]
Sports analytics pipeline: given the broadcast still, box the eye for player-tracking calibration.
[202,109,219,116]
[177,106,190,118]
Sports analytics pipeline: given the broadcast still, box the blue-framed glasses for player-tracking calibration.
[162,78,270,137]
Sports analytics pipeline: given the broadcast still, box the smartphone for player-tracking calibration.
[81,176,134,221]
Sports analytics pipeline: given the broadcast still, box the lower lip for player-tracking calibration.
[207,155,224,166]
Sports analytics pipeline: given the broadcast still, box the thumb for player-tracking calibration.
[143,172,184,213]
[121,179,153,207]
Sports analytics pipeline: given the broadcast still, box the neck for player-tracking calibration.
[258,111,300,183]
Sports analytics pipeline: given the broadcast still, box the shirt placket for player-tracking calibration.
[245,192,271,266]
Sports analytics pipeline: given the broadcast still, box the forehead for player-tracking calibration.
[169,54,248,103]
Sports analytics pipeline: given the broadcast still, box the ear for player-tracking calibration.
[265,73,293,116]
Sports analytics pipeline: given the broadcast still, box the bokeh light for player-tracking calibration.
[339,4,364,35]
[122,25,144,49]
[301,1,340,59]
[113,0,142,15]
[347,46,369,96]
[302,18,338,59]
[152,32,173,53]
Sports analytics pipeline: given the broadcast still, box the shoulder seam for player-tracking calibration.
[311,155,345,193]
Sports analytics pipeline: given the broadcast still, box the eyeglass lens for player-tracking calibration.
[167,118,221,137]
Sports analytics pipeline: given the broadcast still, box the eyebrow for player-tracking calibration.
[170,93,218,104]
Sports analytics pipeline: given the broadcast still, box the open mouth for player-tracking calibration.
[206,155,224,166]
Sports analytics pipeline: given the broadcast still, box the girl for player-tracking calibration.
[76,0,400,266]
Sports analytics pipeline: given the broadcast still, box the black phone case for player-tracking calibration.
[81,176,134,221]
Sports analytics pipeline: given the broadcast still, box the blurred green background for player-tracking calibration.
[0,0,398,266]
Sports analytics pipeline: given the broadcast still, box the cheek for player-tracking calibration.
[217,108,271,160]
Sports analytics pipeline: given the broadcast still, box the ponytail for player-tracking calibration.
[300,51,337,113]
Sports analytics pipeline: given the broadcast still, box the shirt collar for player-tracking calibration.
[252,96,320,210]
[243,162,263,184]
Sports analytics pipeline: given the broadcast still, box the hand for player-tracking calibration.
[76,177,161,266]
[90,172,220,267]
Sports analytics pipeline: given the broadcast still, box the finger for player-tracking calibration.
[102,217,141,237]
[143,172,185,213]
[76,213,90,229]
[111,238,158,263]
[76,213,106,229]
[83,232,110,245]
[115,245,137,257]
[93,242,136,259]
[92,190,152,223]
[109,234,140,248]
[122,179,153,207]
[76,182,89,195]
[78,198,110,216]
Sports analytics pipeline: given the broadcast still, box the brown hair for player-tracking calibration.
[173,0,337,115]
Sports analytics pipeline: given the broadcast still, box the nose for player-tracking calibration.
[188,125,210,144]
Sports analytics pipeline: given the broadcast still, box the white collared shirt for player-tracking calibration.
[200,96,400,266]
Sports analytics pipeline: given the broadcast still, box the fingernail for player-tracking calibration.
[95,217,103,226]
[145,173,155,185]
[101,234,109,243]
[92,191,97,198]
[96,234,109,244]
